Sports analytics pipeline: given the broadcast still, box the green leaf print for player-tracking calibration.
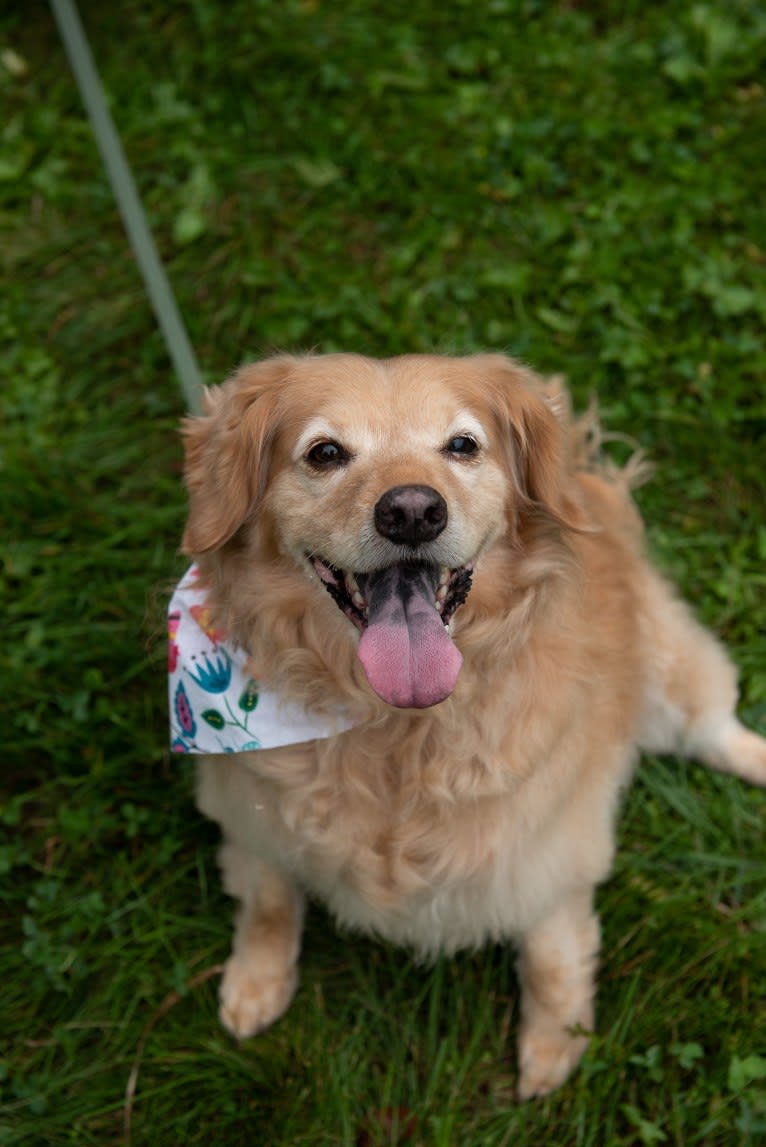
[238,679,259,712]
[201,709,226,729]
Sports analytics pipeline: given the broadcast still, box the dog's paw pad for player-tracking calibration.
[517,1028,589,1100]
[218,954,298,1040]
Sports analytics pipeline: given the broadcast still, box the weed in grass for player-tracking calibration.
[2,2,765,1144]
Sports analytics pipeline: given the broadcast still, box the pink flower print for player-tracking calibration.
[174,681,196,737]
[168,610,181,672]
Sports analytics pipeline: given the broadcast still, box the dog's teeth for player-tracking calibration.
[436,583,448,602]
[346,572,367,611]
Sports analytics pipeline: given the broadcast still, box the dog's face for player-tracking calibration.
[182,353,582,709]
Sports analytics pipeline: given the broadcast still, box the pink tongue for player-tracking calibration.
[357,564,463,708]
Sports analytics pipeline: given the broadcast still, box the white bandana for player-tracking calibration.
[168,566,354,753]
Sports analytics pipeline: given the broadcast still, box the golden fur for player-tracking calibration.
[181,352,766,1098]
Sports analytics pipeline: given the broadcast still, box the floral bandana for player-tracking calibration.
[169,566,354,753]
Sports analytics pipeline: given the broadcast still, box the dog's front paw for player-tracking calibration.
[219,954,298,1040]
[517,1025,590,1101]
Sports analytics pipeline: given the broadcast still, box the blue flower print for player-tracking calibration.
[187,650,233,693]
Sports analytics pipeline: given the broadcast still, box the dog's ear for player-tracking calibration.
[489,359,589,532]
[181,357,290,554]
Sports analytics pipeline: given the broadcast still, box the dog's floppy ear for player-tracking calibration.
[181,357,290,554]
[490,359,589,532]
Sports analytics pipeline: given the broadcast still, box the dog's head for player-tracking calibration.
[181,353,585,709]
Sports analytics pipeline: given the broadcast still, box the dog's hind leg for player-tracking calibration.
[637,569,766,787]
[216,843,305,1040]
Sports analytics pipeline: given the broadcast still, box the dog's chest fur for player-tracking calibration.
[201,698,631,954]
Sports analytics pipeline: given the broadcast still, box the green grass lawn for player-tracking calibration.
[2,1,766,1143]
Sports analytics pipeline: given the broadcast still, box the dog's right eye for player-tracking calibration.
[306,441,350,469]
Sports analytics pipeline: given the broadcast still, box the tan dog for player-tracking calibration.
[180,353,766,1099]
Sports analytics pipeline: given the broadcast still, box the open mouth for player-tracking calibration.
[310,557,473,632]
[309,556,474,709]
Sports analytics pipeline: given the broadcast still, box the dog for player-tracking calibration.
[176,352,766,1099]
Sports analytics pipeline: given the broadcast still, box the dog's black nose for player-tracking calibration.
[374,485,448,545]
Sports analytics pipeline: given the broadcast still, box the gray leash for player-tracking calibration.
[50,0,204,414]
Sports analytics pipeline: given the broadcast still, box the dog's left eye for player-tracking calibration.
[444,435,479,458]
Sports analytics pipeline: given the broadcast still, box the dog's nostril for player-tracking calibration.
[374,485,448,545]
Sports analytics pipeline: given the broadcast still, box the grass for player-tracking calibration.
[2,0,766,1143]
